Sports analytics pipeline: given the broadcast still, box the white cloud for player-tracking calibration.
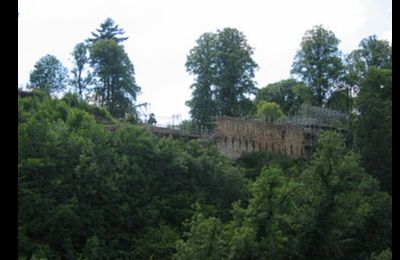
[379,31,392,43]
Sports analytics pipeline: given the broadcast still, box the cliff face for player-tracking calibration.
[214,117,315,159]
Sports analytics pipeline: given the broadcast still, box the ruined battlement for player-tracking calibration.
[106,116,334,160]
[214,116,322,160]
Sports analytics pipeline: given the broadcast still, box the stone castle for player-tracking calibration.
[213,116,329,160]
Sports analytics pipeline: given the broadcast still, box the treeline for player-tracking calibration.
[184,25,391,194]
[27,18,140,121]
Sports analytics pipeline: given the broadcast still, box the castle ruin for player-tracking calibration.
[214,116,329,160]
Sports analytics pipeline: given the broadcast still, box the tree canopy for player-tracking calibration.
[174,132,392,260]
[255,101,285,123]
[71,42,92,98]
[255,79,315,115]
[18,92,248,259]
[186,28,258,128]
[87,17,128,44]
[291,25,344,106]
[89,39,140,118]
[345,35,392,88]
[28,54,68,95]
[353,67,392,194]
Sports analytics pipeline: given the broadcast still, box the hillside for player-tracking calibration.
[18,92,391,259]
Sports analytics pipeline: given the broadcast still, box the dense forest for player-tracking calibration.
[19,19,391,259]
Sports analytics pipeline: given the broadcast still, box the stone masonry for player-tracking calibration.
[214,116,320,160]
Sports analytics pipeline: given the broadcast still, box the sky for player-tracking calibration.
[18,0,391,125]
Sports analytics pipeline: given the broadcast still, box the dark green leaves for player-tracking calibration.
[291,25,344,105]
[87,17,128,44]
[18,94,247,259]
[175,132,391,259]
[353,68,392,193]
[28,54,68,95]
[89,39,140,118]
[186,28,258,127]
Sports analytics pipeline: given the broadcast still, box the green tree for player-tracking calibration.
[174,205,226,260]
[71,42,92,98]
[89,39,140,118]
[28,54,68,95]
[255,79,315,115]
[255,101,285,123]
[291,25,344,106]
[326,89,349,112]
[186,28,258,127]
[87,17,128,44]
[353,67,392,193]
[296,131,392,259]
[348,35,392,77]
[185,33,217,128]
[341,36,392,114]
[18,93,248,259]
[345,35,392,90]
[371,248,392,260]
[175,132,391,259]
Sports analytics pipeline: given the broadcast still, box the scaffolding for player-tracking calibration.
[275,105,348,129]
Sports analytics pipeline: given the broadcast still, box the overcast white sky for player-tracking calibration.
[18,0,391,125]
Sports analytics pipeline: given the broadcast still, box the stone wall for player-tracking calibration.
[214,117,311,159]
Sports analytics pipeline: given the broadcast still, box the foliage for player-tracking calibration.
[18,93,247,259]
[89,39,140,118]
[371,248,392,260]
[175,132,391,259]
[353,67,392,193]
[326,89,350,112]
[174,204,226,260]
[28,54,69,95]
[86,17,128,44]
[291,25,344,105]
[341,35,392,113]
[186,28,258,128]
[255,101,285,123]
[255,79,315,115]
[346,35,392,86]
[235,150,305,180]
[70,42,92,98]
